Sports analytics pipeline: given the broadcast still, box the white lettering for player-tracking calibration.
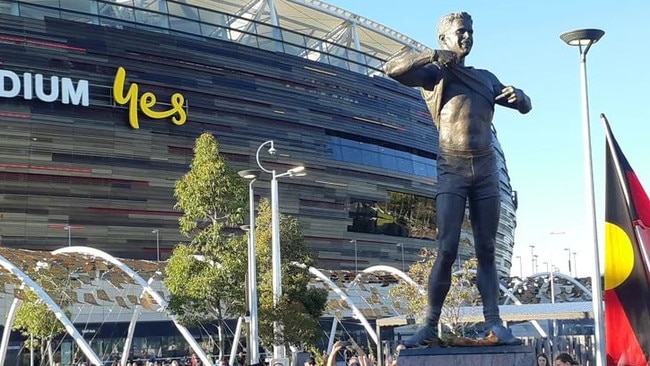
[61,78,89,106]
[23,72,32,100]
[35,74,59,102]
[0,70,20,97]
[0,68,89,106]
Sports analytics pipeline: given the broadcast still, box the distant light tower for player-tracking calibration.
[396,243,405,272]
[350,239,358,273]
[529,245,536,275]
[152,229,160,262]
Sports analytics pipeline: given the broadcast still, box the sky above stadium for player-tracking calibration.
[324,0,650,278]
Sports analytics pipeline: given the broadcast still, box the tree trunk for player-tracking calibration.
[47,340,53,366]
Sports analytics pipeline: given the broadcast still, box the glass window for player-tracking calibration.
[341,146,363,164]
[99,4,134,22]
[168,2,199,20]
[362,151,381,167]
[169,15,201,34]
[380,153,397,171]
[396,157,413,174]
[18,3,60,19]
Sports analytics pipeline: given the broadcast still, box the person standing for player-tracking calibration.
[384,11,531,347]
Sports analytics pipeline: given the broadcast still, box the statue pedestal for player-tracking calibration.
[397,345,536,366]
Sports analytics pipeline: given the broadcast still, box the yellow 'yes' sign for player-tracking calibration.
[112,67,187,129]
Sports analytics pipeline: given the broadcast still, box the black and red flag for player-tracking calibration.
[603,113,650,366]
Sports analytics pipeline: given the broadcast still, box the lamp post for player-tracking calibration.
[529,245,535,275]
[238,168,261,365]
[561,27,606,366]
[255,140,306,360]
[515,255,523,279]
[65,225,72,247]
[564,247,572,276]
[152,229,160,262]
[533,254,539,274]
[396,243,405,272]
[350,239,358,273]
[49,224,83,247]
[573,251,578,277]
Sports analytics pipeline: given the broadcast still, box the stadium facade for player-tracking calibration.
[0,0,517,276]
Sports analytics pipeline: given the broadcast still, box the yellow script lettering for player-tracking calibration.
[112,67,188,129]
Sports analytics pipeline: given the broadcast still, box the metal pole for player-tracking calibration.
[153,229,160,262]
[564,247,572,275]
[66,225,71,247]
[573,252,578,277]
[353,239,358,273]
[578,43,606,366]
[247,180,260,365]
[270,171,285,359]
[529,245,535,275]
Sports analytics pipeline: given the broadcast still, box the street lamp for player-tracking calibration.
[237,168,261,365]
[561,27,606,366]
[255,140,306,360]
[515,255,523,279]
[533,254,539,274]
[49,224,83,247]
[572,251,578,277]
[396,243,405,272]
[350,239,358,273]
[564,248,572,276]
[529,245,535,275]
[152,229,160,262]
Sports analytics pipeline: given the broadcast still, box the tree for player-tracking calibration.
[166,132,326,354]
[13,264,74,366]
[253,199,328,349]
[166,132,248,356]
[388,249,479,337]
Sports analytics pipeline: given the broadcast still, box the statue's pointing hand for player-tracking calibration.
[495,86,523,104]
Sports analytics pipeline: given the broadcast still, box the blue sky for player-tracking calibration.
[324,0,650,277]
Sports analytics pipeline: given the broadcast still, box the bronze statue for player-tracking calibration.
[384,11,531,347]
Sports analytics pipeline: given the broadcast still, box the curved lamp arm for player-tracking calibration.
[255,140,275,174]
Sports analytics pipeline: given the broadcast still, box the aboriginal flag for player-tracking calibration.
[603,114,650,366]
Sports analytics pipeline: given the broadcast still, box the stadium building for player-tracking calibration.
[0,0,517,276]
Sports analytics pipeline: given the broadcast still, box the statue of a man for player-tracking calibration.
[384,11,532,347]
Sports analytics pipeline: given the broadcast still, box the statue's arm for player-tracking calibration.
[489,72,532,114]
[383,50,445,89]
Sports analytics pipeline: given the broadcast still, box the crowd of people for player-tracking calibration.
[537,352,581,366]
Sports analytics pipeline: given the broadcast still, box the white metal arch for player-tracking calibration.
[505,272,592,305]
[52,246,213,366]
[356,265,546,337]
[291,262,378,345]
[0,254,102,365]
[355,265,425,295]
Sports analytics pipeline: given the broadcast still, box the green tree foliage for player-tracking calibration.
[173,132,247,251]
[166,132,248,354]
[166,132,326,352]
[388,249,479,336]
[13,265,74,366]
[254,199,328,349]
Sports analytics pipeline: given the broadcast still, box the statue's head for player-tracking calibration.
[437,12,473,58]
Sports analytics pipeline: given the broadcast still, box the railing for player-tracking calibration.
[2,0,387,76]
[523,335,596,366]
